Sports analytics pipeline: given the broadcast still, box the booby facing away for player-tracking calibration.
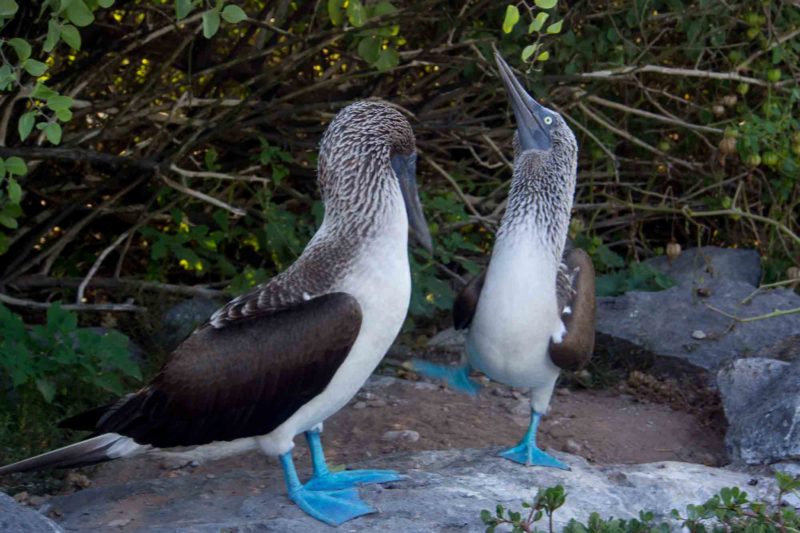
[415,53,595,469]
[0,100,433,526]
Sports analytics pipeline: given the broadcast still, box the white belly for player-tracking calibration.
[256,229,411,455]
[466,239,562,390]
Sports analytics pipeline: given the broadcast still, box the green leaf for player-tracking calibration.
[60,23,82,50]
[66,0,94,27]
[44,122,62,145]
[8,38,31,61]
[46,95,73,111]
[357,36,381,63]
[502,5,520,34]
[31,82,58,100]
[530,12,549,32]
[36,379,56,403]
[18,111,35,141]
[5,156,26,175]
[23,59,48,77]
[372,0,397,17]
[202,9,221,38]
[346,0,366,28]
[327,0,343,25]
[44,19,61,53]
[7,178,22,203]
[537,50,550,61]
[97,0,114,6]
[55,108,73,121]
[0,212,18,229]
[175,0,192,20]
[535,0,558,8]
[0,0,18,17]
[374,47,399,71]
[522,44,539,61]
[221,4,247,23]
[546,20,563,34]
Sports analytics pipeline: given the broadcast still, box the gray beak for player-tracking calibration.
[392,153,433,253]
[495,52,552,151]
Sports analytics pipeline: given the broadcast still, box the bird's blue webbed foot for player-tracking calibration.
[303,430,404,491]
[498,411,569,470]
[280,452,374,526]
[410,359,480,396]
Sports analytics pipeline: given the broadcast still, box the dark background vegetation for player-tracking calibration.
[0,0,798,469]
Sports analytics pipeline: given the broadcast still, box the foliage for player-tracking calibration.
[0,302,141,460]
[480,474,800,533]
[502,1,563,67]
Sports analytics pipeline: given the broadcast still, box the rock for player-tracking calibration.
[565,438,582,454]
[156,297,222,351]
[597,278,800,371]
[352,401,367,410]
[645,246,762,287]
[425,327,466,351]
[43,449,781,532]
[382,430,420,443]
[0,492,64,533]
[718,358,800,464]
[691,330,707,340]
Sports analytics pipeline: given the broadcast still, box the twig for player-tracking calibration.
[169,163,271,184]
[159,172,246,217]
[740,279,800,306]
[705,303,800,323]
[576,64,772,87]
[76,231,130,304]
[14,275,225,298]
[0,292,143,312]
[422,154,496,230]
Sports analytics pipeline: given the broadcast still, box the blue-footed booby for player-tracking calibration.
[415,53,596,469]
[0,101,433,526]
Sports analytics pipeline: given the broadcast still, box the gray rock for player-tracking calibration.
[157,297,222,351]
[43,449,781,532]
[425,327,465,350]
[645,246,762,287]
[597,278,800,371]
[0,492,64,533]
[718,358,800,464]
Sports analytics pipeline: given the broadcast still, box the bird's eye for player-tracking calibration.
[544,116,553,125]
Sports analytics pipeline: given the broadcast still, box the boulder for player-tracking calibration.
[43,449,781,532]
[718,358,800,464]
[0,492,64,533]
[645,246,762,287]
[156,297,222,351]
[596,276,800,372]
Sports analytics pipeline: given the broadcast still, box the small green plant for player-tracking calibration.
[502,1,563,68]
[327,0,403,72]
[0,302,141,460]
[480,473,800,533]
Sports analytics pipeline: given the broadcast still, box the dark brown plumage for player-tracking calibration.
[61,293,361,448]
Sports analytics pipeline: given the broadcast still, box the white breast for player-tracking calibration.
[466,233,562,389]
[255,199,411,456]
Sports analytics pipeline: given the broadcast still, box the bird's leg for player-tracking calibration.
[303,429,403,491]
[279,450,374,526]
[410,358,480,396]
[498,410,569,470]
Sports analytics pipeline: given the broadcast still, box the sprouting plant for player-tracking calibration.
[502,1,563,69]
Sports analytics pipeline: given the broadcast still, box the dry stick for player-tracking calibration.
[576,64,771,87]
[0,292,143,312]
[740,279,800,306]
[480,133,513,171]
[581,92,723,134]
[76,231,130,305]
[14,275,224,298]
[169,163,271,184]
[422,154,496,230]
[705,303,800,323]
[159,173,246,217]
[559,104,620,182]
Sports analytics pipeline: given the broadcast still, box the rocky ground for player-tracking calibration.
[2,246,799,532]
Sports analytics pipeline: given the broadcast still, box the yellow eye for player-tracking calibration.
[544,116,553,125]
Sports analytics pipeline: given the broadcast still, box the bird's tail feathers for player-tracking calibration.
[0,433,143,476]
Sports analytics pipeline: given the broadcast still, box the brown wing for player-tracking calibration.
[63,293,361,448]
[549,248,596,371]
[453,271,486,330]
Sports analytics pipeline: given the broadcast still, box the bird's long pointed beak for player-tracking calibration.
[392,153,433,253]
[494,52,552,151]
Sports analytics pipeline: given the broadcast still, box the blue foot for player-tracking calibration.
[498,411,570,470]
[280,451,374,526]
[288,485,374,526]
[305,468,403,491]
[498,443,569,470]
[411,359,480,396]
